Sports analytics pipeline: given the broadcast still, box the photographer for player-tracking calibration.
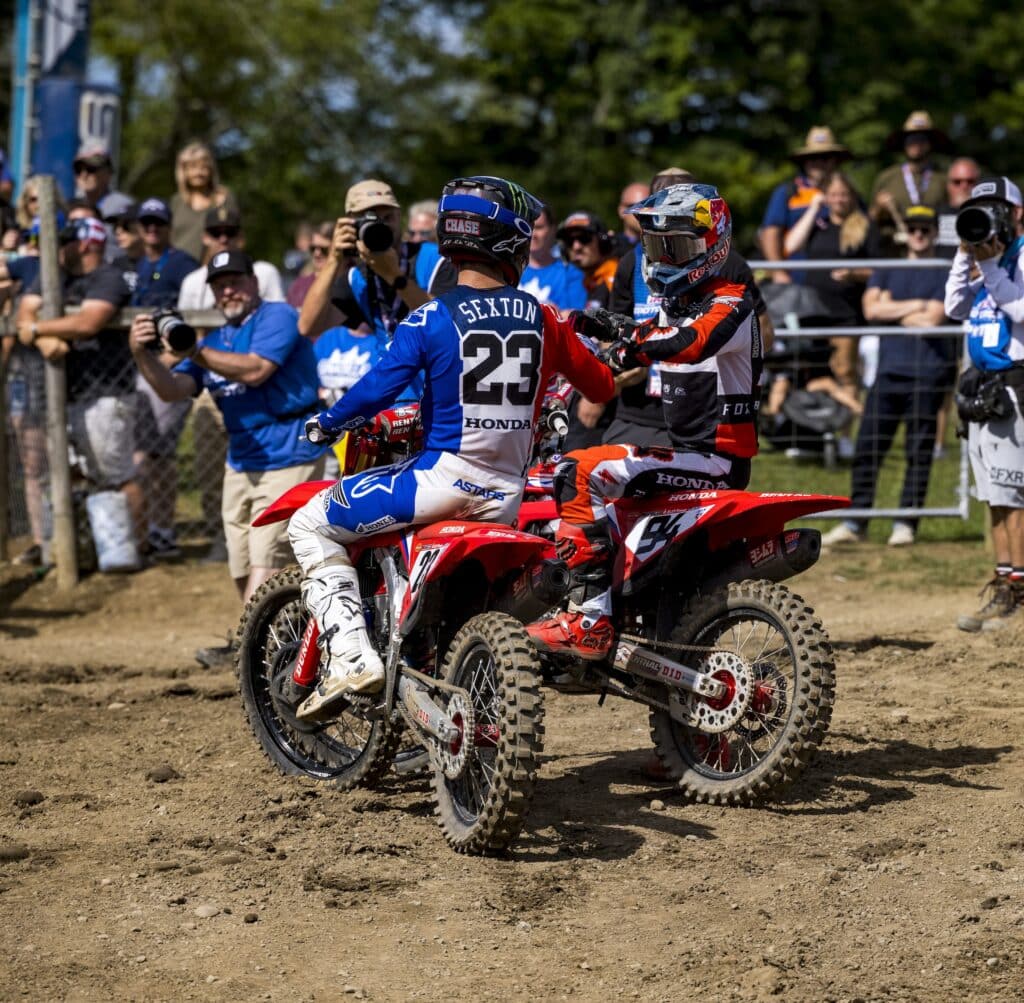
[130,251,326,662]
[298,179,455,340]
[944,177,1024,630]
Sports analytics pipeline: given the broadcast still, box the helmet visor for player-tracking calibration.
[640,230,708,266]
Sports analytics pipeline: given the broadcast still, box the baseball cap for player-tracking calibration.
[556,211,606,240]
[345,179,400,214]
[903,205,937,227]
[73,144,113,170]
[64,217,108,247]
[101,193,137,223]
[962,176,1023,210]
[137,197,172,224]
[206,250,254,282]
[204,204,242,230]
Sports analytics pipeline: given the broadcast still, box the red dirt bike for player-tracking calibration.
[237,403,571,854]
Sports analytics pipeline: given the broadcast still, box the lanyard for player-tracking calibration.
[902,163,932,205]
[368,243,411,337]
[138,249,170,300]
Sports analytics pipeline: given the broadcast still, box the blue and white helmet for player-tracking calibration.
[629,183,732,299]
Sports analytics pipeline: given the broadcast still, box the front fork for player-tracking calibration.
[293,618,321,686]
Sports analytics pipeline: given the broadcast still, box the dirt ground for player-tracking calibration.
[1,540,1023,1002]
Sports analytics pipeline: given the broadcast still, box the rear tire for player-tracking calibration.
[649,579,835,805]
[432,612,544,854]
[236,567,397,790]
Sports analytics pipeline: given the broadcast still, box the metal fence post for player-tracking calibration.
[38,176,78,590]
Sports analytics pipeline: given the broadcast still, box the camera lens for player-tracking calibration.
[358,218,394,253]
[155,311,197,353]
[956,205,996,245]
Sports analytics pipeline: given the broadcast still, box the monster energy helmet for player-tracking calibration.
[437,176,543,283]
[629,183,732,299]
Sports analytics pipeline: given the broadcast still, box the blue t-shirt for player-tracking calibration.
[519,260,588,311]
[132,247,200,307]
[315,327,384,403]
[7,255,41,290]
[174,300,324,472]
[868,265,955,381]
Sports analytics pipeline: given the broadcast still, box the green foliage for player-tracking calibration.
[86,0,1024,260]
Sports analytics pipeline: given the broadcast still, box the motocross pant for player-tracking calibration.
[550,443,750,619]
[288,450,523,664]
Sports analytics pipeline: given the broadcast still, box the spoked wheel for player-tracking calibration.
[650,579,835,805]
[236,567,396,790]
[432,612,544,854]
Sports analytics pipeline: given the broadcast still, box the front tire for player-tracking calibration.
[432,612,545,853]
[236,567,396,790]
[650,579,835,805]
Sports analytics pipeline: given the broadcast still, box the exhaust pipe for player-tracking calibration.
[702,528,821,593]
[495,557,571,623]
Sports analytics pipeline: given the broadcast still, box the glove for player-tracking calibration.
[570,308,636,345]
[603,339,643,374]
[305,413,339,446]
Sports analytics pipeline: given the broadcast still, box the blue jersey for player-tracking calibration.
[519,260,588,311]
[175,300,324,472]
[314,327,384,403]
[132,247,200,307]
[319,286,547,478]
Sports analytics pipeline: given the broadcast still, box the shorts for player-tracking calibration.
[288,449,524,573]
[222,457,327,580]
[6,344,47,425]
[134,374,192,459]
[68,394,138,489]
[968,388,1024,508]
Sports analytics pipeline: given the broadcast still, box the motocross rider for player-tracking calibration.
[289,176,616,720]
[528,183,763,661]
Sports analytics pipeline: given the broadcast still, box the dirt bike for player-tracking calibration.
[236,403,572,854]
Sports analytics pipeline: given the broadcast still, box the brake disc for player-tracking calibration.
[677,650,753,734]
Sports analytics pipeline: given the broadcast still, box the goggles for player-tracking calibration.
[639,229,708,266]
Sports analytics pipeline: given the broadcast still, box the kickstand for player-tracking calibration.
[597,688,608,707]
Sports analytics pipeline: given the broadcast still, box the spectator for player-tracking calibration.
[404,199,439,244]
[780,171,879,423]
[823,206,953,548]
[177,206,284,309]
[871,110,951,253]
[612,181,650,256]
[169,142,238,262]
[129,250,327,664]
[131,198,200,308]
[944,177,1024,630]
[935,157,982,259]
[15,218,142,553]
[282,221,313,289]
[556,211,618,310]
[519,205,588,311]
[72,145,133,259]
[108,203,143,291]
[299,179,455,341]
[286,221,338,314]
[760,126,852,284]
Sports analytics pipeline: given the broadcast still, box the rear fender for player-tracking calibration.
[612,490,848,592]
[399,522,556,634]
[252,480,335,527]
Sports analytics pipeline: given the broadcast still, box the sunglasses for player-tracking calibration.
[407,229,435,240]
[906,225,935,235]
[207,226,240,239]
[950,178,979,186]
[139,217,168,228]
[565,232,596,246]
[74,163,104,175]
[310,244,331,256]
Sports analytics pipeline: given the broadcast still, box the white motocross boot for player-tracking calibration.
[296,565,385,721]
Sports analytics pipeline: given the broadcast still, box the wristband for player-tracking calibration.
[30,322,38,340]
[392,274,409,292]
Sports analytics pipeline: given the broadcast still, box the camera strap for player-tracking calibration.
[901,163,934,205]
[365,242,411,338]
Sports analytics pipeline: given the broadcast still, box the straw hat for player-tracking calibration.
[790,126,851,162]
[885,110,952,152]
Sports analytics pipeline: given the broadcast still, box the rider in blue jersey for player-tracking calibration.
[289,177,615,720]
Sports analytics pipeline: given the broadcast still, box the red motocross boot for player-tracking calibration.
[528,609,614,661]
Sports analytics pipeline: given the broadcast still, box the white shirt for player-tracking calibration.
[177,260,285,310]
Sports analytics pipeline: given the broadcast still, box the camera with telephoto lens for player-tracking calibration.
[353,211,394,253]
[150,307,197,354]
[955,201,1015,246]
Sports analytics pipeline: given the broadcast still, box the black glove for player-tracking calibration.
[603,339,643,374]
[305,414,339,446]
[571,308,636,345]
